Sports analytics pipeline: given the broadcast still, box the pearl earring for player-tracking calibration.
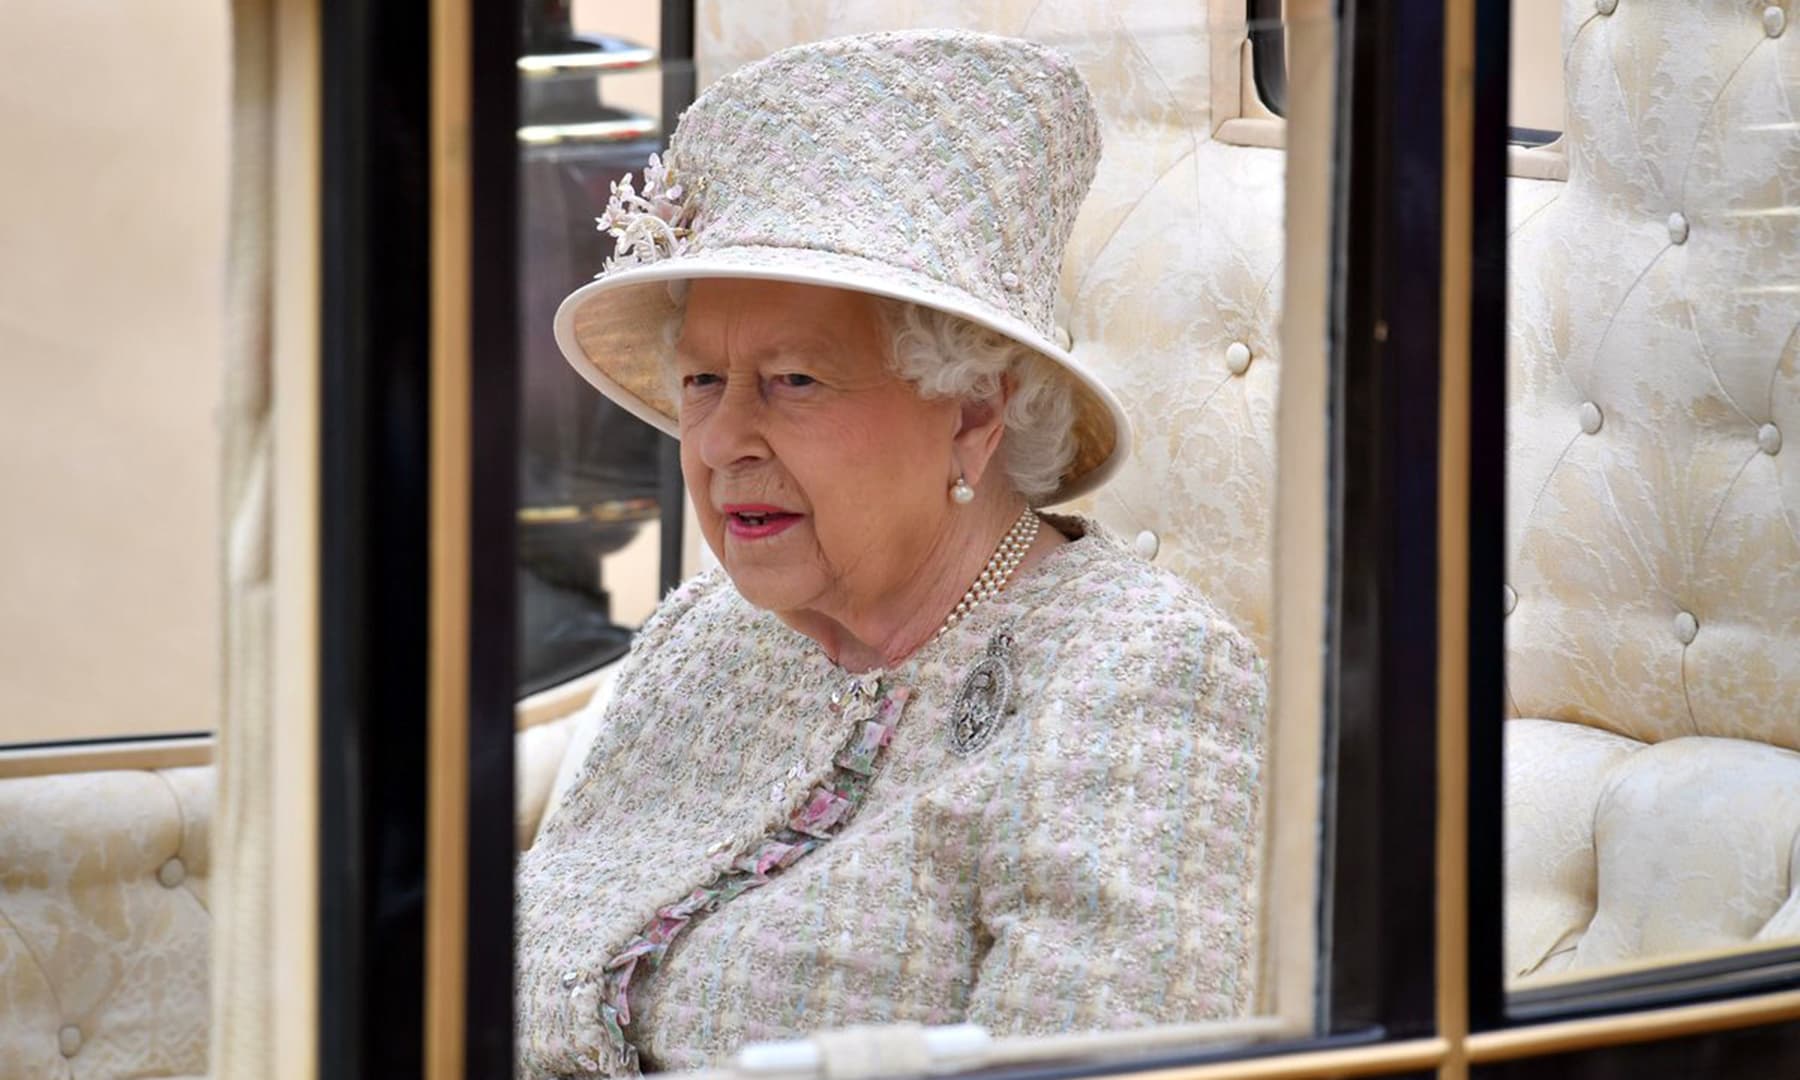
[950,475,976,504]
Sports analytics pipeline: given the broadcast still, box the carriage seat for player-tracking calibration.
[1501,0,1800,982]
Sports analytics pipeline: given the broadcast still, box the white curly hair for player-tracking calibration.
[661,284,1078,504]
[872,299,1077,504]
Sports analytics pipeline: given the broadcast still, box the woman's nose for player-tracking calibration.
[695,380,770,469]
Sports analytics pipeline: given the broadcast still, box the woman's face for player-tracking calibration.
[674,279,964,618]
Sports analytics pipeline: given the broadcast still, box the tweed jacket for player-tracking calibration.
[516,519,1266,1078]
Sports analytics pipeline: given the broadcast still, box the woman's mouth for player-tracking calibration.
[722,505,803,540]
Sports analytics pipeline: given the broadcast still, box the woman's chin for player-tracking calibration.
[717,556,818,614]
[725,578,812,616]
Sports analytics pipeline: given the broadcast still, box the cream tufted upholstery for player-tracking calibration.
[1504,0,1800,982]
[0,721,594,1079]
[0,768,212,1080]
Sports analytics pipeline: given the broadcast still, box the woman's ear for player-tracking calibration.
[950,374,1012,489]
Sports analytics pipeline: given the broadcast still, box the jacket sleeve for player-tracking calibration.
[964,612,1267,1034]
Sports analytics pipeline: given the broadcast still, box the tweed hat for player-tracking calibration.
[553,29,1130,504]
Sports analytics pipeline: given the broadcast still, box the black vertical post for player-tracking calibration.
[657,435,685,596]
[466,0,522,1073]
[319,3,432,1077]
[659,0,697,133]
[1466,0,1512,1037]
[1324,0,1444,1038]
[318,1,520,1073]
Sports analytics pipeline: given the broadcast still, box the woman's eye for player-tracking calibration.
[682,373,722,389]
[774,373,817,389]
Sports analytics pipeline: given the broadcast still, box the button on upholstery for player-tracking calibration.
[1225,341,1253,376]
[1759,422,1782,455]
[1675,611,1699,645]
[1765,5,1787,37]
[1503,584,1518,616]
[1580,401,1604,435]
[1595,0,1617,14]
[1667,210,1690,245]
[157,857,186,888]
[1134,530,1160,561]
[59,1025,81,1058]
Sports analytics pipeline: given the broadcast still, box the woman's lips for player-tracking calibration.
[721,505,803,541]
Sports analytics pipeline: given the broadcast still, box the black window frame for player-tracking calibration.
[313,0,1453,1067]
[328,0,1800,1074]
[314,0,1800,1073]
[1459,0,1800,1040]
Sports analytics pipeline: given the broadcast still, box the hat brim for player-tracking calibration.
[552,244,1131,506]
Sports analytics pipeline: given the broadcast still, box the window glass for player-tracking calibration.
[1503,0,1800,992]
[0,6,227,746]
[516,1,683,697]
[511,2,1337,1075]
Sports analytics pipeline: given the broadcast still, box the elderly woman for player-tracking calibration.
[517,29,1266,1079]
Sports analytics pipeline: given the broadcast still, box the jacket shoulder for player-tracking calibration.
[625,566,737,656]
[1019,536,1267,737]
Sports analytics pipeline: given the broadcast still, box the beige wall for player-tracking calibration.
[573,0,663,122]
[0,3,228,744]
[1511,0,1564,135]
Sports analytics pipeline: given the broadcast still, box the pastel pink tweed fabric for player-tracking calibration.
[515,520,1266,1077]
[667,29,1100,339]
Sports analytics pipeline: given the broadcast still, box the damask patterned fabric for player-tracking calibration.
[516,520,1266,1077]
[1507,0,1800,749]
[1504,0,1800,981]
[1506,722,1800,979]
[0,767,212,1079]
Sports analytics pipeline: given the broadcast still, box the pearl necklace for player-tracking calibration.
[935,509,1040,640]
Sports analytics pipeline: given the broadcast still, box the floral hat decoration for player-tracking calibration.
[553,28,1131,504]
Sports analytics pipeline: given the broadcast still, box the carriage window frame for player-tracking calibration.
[315,0,1446,1071]
[531,0,1452,1061]
[1462,0,1800,1040]
[308,0,1800,1076]
[0,731,215,780]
